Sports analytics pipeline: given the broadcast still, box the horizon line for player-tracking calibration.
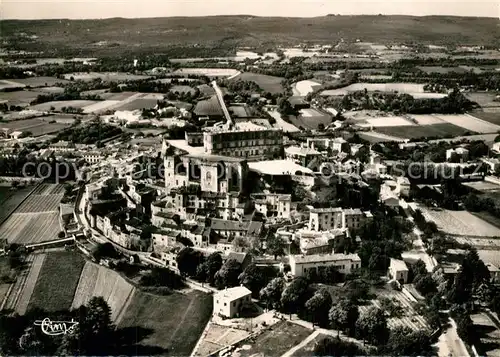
[1,13,499,21]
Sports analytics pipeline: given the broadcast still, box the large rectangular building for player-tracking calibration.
[289,253,361,277]
[203,122,283,161]
[308,207,372,232]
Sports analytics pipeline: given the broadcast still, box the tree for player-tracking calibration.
[355,307,389,346]
[80,297,113,354]
[409,259,427,283]
[196,252,223,285]
[386,327,433,356]
[414,275,437,298]
[260,277,285,310]
[266,235,286,259]
[356,146,370,164]
[214,259,242,289]
[313,336,365,357]
[176,247,204,277]
[91,242,118,262]
[329,298,359,337]
[305,288,332,327]
[280,277,310,316]
[239,263,277,298]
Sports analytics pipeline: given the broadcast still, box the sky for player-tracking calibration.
[1,0,499,19]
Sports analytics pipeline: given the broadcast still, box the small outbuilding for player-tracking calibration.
[389,258,409,284]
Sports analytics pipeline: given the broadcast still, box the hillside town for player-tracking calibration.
[1,9,500,357]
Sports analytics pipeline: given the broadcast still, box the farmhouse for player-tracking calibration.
[388,258,409,284]
[289,253,361,277]
[213,286,252,318]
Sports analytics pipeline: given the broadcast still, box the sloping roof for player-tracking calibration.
[390,258,409,272]
[227,252,249,264]
[215,286,252,301]
[211,218,248,231]
[291,253,361,264]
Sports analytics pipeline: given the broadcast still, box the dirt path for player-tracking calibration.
[281,330,319,357]
[168,294,196,345]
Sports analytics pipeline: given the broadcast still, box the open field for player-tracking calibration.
[173,68,240,78]
[463,181,500,193]
[288,109,332,130]
[12,76,69,88]
[0,185,35,223]
[81,100,121,113]
[0,90,49,107]
[374,123,471,139]
[408,114,447,125]
[29,100,99,111]
[434,114,500,134]
[469,111,500,125]
[358,131,406,143]
[0,80,26,91]
[320,82,427,96]
[112,98,159,111]
[0,256,14,308]
[62,72,151,81]
[118,290,213,355]
[237,321,312,357]
[359,116,414,127]
[293,80,322,96]
[231,72,284,94]
[38,86,65,94]
[466,93,500,109]
[420,207,500,237]
[72,261,136,322]
[27,251,86,312]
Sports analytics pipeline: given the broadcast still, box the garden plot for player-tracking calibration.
[434,114,500,134]
[72,261,136,322]
[360,288,430,332]
[15,254,46,315]
[420,207,500,237]
[195,323,250,357]
[408,114,446,125]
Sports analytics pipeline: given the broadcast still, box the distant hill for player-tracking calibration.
[1,15,499,56]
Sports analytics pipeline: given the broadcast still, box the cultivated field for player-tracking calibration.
[81,100,121,114]
[358,131,406,143]
[118,290,213,355]
[12,76,69,88]
[293,80,322,96]
[288,109,332,130]
[0,90,51,107]
[62,72,151,81]
[359,116,415,128]
[14,254,46,315]
[113,98,159,111]
[0,213,61,245]
[0,80,26,90]
[0,185,35,223]
[72,261,136,322]
[173,68,240,78]
[195,323,250,357]
[434,114,500,134]
[38,86,65,94]
[237,321,312,357]
[320,82,427,96]
[408,114,447,125]
[0,183,64,244]
[27,251,86,312]
[30,100,99,111]
[465,92,500,109]
[374,123,470,139]
[231,72,284,94]
[469,111,500,125]
[420,207,500,237]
